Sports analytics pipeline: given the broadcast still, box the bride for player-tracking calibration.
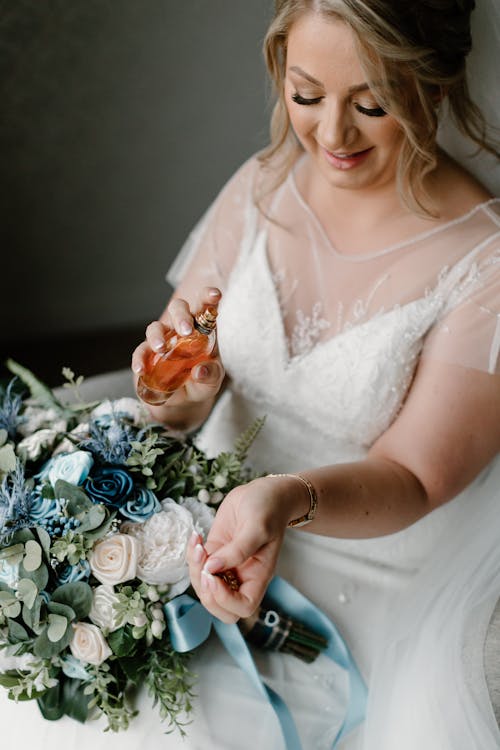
[2,1,500,748]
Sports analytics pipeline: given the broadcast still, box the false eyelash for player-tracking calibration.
[354,104,387,117]
[291,92,323,106]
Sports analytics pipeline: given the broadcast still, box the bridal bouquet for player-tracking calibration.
[0,360,263,734]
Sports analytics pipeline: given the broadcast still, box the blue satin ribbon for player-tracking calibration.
[164,575,367,749]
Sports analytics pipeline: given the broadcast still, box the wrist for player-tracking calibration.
[266,473,318,528]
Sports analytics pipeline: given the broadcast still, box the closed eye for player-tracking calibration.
[354,103,387,117]
[291,92,323,106]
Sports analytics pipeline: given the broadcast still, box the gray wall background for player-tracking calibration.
[0,0,272,378]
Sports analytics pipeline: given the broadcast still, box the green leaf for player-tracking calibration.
[17,578,38,609]
[41,483,55,500]
[61,678,90,723]
[22,594,43,633]
[118,655,147,684]
[35,527,52,559]
[107,626,138,658]
[0,428,7,447]
[37,682,65,721]
[77,504,106,533]
[82,510,116,543]
[18,560,48,591]
[0,543,25,565]
[54,480,92,512]
[0,673,22,688]
[47,600,76,622]
[0,444,17,473]
[6,359,68,417]
[47,614,68,643]
[7,618,29,643]
[51,582,93,620]
[33,623,73,658]
[23,540,42,572]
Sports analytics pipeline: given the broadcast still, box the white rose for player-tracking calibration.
[70,622,112,665]
[90,534,139,585]
[91,398,148,426]
[47,450,94,486]
[122,501,195,592]
[18,406,67,437]
[88,585,124,633]
[53,423,90,455]
[16,429,60,461]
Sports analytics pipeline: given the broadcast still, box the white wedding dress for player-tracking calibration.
[2,144,500,749]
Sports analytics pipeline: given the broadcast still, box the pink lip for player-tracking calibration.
[322,146,374,170]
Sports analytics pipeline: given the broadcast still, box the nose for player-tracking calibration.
[317,100,357,152]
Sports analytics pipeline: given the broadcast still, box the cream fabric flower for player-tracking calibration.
[70,622,112,665]
[90,533,139,585]
[88,584,124,633]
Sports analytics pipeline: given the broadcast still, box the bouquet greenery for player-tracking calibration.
[0,361,263,734]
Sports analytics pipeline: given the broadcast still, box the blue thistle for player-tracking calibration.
[79,413,136,466]
[0,378,25,439]
[0,459,35,542]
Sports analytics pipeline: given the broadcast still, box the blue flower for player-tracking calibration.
[57,560,91,584]
[84,466,134,509]
[120,487,161,522]
[29,495,61,523]
[40,451,94,487]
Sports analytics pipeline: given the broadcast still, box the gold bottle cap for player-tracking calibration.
[194,305,218,334]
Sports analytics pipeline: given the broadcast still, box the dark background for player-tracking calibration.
[0,0,272,386]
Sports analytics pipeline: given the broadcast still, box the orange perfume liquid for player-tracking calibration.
[136,305,218,405]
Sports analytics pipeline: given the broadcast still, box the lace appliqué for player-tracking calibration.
[290,302,330,358]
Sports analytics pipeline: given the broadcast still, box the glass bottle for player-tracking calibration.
[136,305,218,405]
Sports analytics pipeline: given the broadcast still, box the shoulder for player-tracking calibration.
[434,151,494,219]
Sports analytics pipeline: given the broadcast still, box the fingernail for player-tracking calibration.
[201,570,211,591]
[189,531,199,548]
[153,341,164,351]
[195,365,209,380]
[208,288,220,298]
[204,557,224,575]
[133,364,143,374]
[180,321,192,335]
[193,544,204,563]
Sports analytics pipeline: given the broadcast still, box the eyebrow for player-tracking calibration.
[288,65,371,94]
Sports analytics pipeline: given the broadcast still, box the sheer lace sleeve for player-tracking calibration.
[422,221,500,374]
[166,154,260,294]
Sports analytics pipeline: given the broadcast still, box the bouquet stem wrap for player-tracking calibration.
[164,575,367,749]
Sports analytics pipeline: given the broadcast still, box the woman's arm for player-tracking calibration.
[187,356,500,621]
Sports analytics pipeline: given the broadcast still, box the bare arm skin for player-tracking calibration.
[187,357,500,622]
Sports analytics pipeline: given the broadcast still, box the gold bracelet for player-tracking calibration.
[267,473,318,528]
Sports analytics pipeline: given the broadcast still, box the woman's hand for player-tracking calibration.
[131,287,225,421]
[186,476,295,623]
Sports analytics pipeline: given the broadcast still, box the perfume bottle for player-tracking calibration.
[136,305,218,405]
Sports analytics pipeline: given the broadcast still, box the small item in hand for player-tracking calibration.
[216,568,241,591]
[137,305,218,405]
[242,602,329,663]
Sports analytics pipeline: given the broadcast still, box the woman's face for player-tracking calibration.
[284,12,405,193]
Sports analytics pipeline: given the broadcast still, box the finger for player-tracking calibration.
[186,531,208,593]
[198,572,240,624]
[197,286,222,308]
[203,525,270,574]
[131,341,150,375]
[167,298,194,337]
[145,320,172,352]
[191,360,225,389]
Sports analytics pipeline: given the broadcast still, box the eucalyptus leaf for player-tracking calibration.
[77,504,105,533]
[7,618,29,643]
[41,483,55,500]
[47,613,68,643]
[17,578,38,609]
[23,540,42,572]
[0,444,16,473]
[54,480,92,513]
[22,594,43,632]
[18,560,48,591]
[47,600,76,622]
[0,543,25,565]
[82,510,116,543]
[35,526,52,559]
[33,623,73,658]
[9,529,35,546]
[51,582,92,620]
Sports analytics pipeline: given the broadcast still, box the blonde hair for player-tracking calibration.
[259,0,499,215]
